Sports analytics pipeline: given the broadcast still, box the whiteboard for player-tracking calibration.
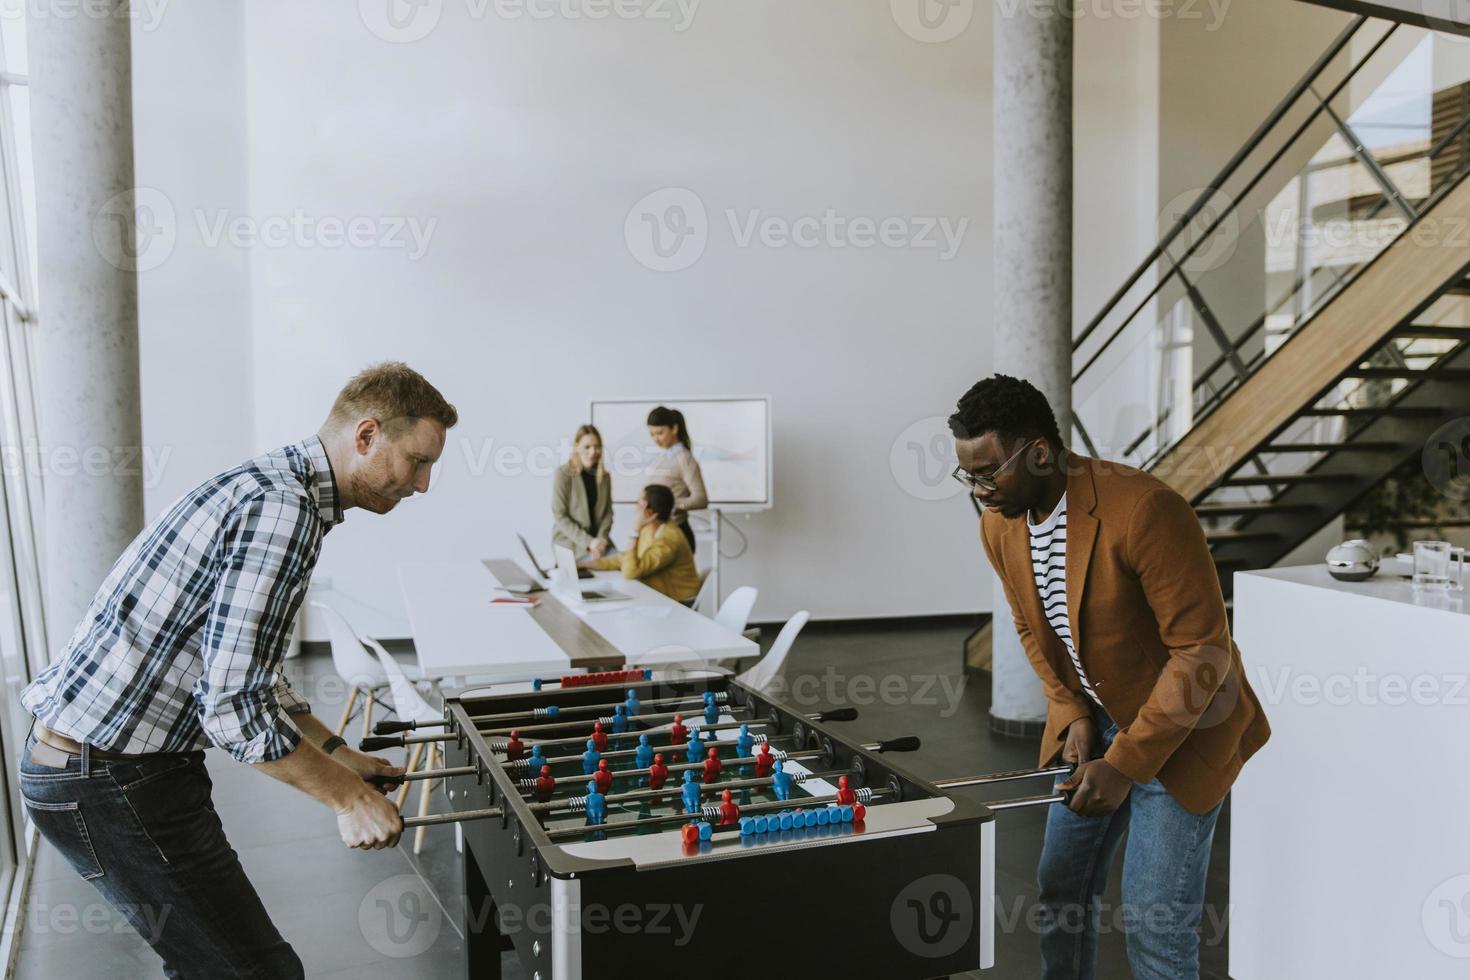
[589,396,772,510]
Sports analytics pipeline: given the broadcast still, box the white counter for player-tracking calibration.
[1230,561,1470,978]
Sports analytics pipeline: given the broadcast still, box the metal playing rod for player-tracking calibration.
[402,807,502,829]
[933,765,1073,790]
[376,692,730,735]
[506,730,785,771]
[542,786,891,841]
[503,717,764,755]
[532,768,851,815]
[512,748,827,797]
[985,792,1069,812]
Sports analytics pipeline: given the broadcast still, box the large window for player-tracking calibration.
[0,2,45,967]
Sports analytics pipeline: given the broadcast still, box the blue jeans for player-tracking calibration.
[1037,712,1222,980]
[19,734,303,979]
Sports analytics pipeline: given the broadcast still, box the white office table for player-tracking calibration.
[1229,560,1470,979]
[398,558,757,682]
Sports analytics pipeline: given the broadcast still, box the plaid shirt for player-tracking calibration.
[23,437,343,763]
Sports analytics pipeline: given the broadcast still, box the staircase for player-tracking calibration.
[967,14,1470,671]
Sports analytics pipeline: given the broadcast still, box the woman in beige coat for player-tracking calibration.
[551,425,613,560]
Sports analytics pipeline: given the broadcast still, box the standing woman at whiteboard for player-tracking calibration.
[645,406,706,552]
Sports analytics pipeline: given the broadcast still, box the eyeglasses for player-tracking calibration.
[952,439,1038,493]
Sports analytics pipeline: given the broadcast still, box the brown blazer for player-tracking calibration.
[980,455,1270,814]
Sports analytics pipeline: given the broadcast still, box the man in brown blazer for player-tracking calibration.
[949,375,1269,980]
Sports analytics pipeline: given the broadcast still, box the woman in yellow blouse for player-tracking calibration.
[580,484,700,604]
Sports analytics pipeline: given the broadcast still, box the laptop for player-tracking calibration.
[552,544,630,605]
[518,533,592,581]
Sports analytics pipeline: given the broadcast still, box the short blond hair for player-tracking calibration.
[325,362,458,436]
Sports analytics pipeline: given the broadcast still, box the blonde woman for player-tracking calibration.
[644,406,706,552]
[552,425,613,561]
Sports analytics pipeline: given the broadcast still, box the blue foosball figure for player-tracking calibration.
[582,739,601,775]
[635,734,654,774]
[681,771,702,815]
[703,700,719,726]
[624,689,641,717]
[611,704,630,734]
[772,760,793,801]
[735,724,754,773]
[685,731,704,765]
[527,745,546,773]
[585,780,606,826]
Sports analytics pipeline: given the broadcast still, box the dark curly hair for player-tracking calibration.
[948,374,1063,446]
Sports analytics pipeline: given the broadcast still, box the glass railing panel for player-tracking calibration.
[1074,20,1470,475]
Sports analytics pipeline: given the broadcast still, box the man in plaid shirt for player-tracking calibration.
[19,362,457,978]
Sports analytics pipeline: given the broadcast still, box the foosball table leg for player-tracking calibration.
[462,842,504,980]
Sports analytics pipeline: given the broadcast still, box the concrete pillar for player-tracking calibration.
[30,12,145,646]
[990,0,1073,732]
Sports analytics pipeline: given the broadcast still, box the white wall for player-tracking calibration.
[132,1,255,508]
[130,0,1347,640]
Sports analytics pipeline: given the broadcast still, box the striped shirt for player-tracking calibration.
[22,437,342,763]
[1028,492,1102,707]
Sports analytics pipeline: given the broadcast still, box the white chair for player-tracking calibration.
[313,601,392,739]
[712,586,758,634]
[737,610,810,693]
[364,638,445,854]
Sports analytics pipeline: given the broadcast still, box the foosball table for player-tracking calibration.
[365,669,1069,980]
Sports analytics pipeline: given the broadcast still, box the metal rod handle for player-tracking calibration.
[401,806,502,829]
[986,792,1069,812]
[933,764,1073,790]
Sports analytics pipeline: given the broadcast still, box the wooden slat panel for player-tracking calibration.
[1151,174,1470,501]
[481,559,625,671]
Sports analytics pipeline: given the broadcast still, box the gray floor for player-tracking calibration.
[13,623,1233,979]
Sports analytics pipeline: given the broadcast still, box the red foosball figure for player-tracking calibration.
[534,764,556,803]
[754,742,774,778]
[591,722,609,753]
[594,759,613,794]
[506,731,524,761]
[718,788,740,825]
[669,715,688,746]
[648,753,669,790]
[835,775,857,806]
[702,747,723,784]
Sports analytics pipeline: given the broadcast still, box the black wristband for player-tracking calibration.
[322,735,347,756]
